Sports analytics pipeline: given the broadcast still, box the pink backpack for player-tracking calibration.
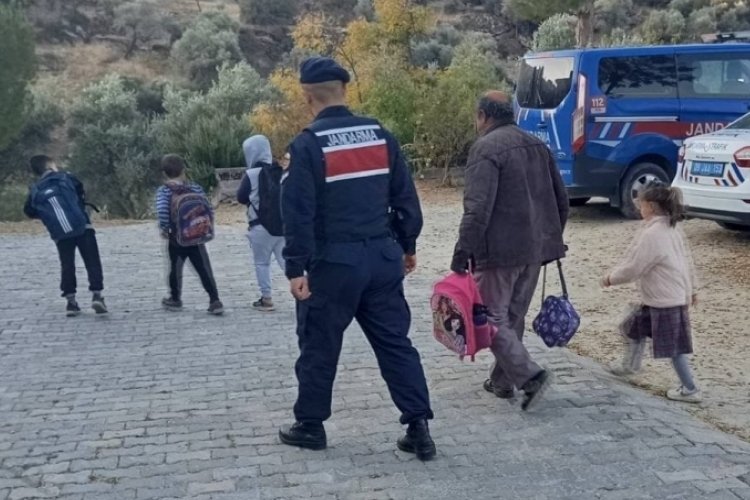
[431,272,497,361]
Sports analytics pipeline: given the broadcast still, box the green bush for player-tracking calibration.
[68,74,160,218]
[412,36,505,178]
[171,11,242,89]
[638,9,686,44]
[0,86,64,185]
[239,0,297,25]
[361,61,421,145]
[0,183,30,222]
[533,13,577,51]
[0,3,36,150]
[113,0,175,58]
[155,63,269,189]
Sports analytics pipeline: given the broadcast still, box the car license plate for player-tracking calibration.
[690,161,725,177]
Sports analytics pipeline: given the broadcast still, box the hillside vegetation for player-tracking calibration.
[1,0,749,219]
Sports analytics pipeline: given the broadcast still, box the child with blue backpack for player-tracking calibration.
[156,154,223,315]
[23,155,108,317]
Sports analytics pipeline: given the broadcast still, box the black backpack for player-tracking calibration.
[254,162,284,237]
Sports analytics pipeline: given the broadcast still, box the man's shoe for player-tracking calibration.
[66,302,82,317]
[208,300,224,316]
[252,297,275,312]
[521,370,553,411]
[279,422,327,450]
[91,296,108,314]
[483,379,515,399]
[162,297,183,311]
[397,419,436,461]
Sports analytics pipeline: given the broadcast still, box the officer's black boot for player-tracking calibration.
[397,419,436,461]
[279,421,327,451]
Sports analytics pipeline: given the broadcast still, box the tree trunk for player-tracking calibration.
[576,0,595,48]
[195,0,202,11]
[124,31,138,59]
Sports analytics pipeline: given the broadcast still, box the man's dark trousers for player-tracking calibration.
[55,228,104,296]
[167,242,219,302]
[293,237,433,424]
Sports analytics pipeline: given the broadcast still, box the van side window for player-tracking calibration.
[677,53,750,98]
[598,56,677,98]
[517,57,574,109]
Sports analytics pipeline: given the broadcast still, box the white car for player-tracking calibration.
[673,112,750,230]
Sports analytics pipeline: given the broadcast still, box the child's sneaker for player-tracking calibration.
[162,297,183,311]
[666,386,702,403]
[208,300,224,316]
[66,302,82,317]
[252,297,275,312]
[92,295,108,314]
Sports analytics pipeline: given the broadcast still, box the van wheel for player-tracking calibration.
[620,163,669,219]
[718,222,750,231]
[570,197,591,207]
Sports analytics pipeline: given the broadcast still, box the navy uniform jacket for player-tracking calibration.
[281,106,423,279]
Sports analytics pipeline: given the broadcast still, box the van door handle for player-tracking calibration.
[537,122,548,129]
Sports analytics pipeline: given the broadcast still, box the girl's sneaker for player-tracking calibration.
[208,300,224,316]
[666,386,702,403]
[162,297,183,311]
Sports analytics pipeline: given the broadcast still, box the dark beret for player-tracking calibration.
[299,57,351,84]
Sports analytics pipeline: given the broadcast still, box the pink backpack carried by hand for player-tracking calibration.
[431,272,497,361]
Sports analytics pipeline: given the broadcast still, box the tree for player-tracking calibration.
[506,0,594,47]
[0,3,36,150]
[239,0,298,25]
[533,13,577,51]
[171,12,243,89]
[638,9,686,44]
[113,0,173,58]
[155,63,269,188]
[0,86,63,184]
[68,75,160,218]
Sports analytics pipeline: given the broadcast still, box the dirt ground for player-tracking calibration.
[417,184,750,442]
[4,182,748,441]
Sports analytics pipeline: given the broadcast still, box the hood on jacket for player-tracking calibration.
[242,135,272,170]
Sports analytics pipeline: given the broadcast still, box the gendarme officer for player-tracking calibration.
[278,57,436,461]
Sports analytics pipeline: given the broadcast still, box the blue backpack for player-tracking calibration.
[30,173,88,242]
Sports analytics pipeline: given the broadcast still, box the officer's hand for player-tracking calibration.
[290,277,311,301]
[404,254,417,275]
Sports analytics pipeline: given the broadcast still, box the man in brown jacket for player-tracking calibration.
[451,91,569,411]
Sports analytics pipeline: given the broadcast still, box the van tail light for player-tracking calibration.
[735,147,750,168]
[572,73,587,154]
[678,145,685,163]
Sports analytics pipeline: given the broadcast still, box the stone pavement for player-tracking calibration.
[1,223,749,500]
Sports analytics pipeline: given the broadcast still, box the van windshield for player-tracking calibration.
[516,57,575,109]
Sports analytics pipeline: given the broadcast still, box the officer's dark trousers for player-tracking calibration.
[294,238,433,425]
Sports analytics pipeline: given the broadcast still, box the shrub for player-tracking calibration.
[354,0,376,20]
[171,11,243,89]
[0,183,29,222]
[0,3,36,150]
[361,59,421,145]
[413,36,505,179]
[113,0,174,58]
[638,9,686,44]
[239,0,298,25]
[155,63,269,189]
[68,74,160,218]
[0,86,64,184]
[533,13,577,51]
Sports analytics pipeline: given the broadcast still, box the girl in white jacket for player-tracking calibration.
[601,182,700,403]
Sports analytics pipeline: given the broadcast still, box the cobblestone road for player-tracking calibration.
[1,224,749,500]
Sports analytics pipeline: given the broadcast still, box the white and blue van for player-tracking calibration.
[514,41,750,217]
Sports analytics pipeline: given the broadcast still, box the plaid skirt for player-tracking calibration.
[622,305,693,359]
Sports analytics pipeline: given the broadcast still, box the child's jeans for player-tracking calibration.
[247,225,285,299]
[56,228,104,297]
